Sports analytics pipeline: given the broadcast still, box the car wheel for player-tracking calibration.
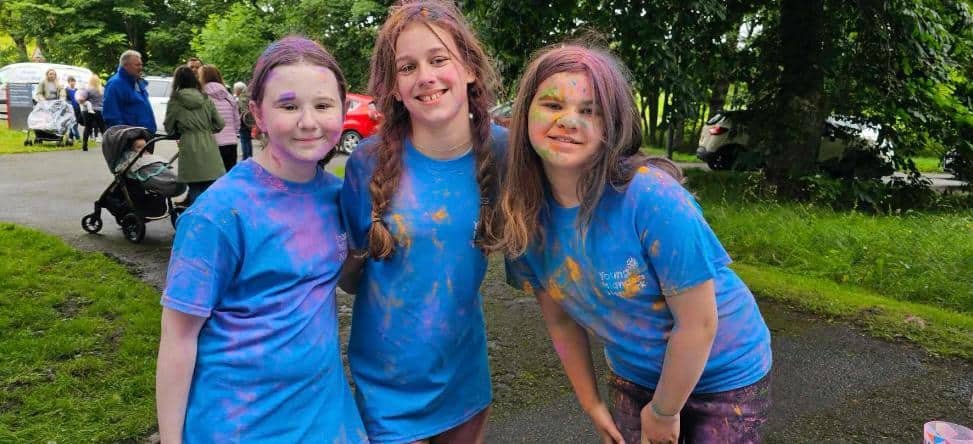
[706,145,739,170]
[121,214,146,243]
[340,130,361,154]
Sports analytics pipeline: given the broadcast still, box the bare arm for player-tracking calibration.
[642,279,718,442]
[156,307,207,444]
[536,290,624,443]
[337,250,366,294]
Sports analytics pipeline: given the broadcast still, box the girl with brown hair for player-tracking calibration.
[493,43,773,444]
[199,64,241,171]
[338,1,507,442]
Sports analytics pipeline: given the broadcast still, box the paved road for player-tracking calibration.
[1,145,971,442]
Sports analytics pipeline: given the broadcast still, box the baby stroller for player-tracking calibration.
[25,100,75,146]
[81,126,184,243]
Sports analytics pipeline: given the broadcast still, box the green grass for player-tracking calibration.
[0,125,86,154]
[680,171,973,359]
[905,156,942,173]
[0,223,159,442]
[642,145,700,163]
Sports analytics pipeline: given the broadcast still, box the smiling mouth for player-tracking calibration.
[416,90,446,103]
[549,135,581,144]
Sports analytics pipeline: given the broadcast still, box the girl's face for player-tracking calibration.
[527,71,604,175]
[251,63,344,168]
[393,22,475,134]
[46,71,56,81]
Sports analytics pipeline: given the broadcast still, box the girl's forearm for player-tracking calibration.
[156,335,198,444]
[546,319,602,412]
[651,322,717,415]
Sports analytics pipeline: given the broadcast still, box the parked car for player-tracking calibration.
[697,110,893,177]
[144,76,172,135]
[0,62,92,120]
[339,93,382,154]
[489,100,513,128]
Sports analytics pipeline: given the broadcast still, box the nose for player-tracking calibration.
[297,106,318,130]
[415,63,436,86]
[556,114,580,130]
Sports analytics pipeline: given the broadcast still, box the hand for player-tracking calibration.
[586,401,626,444]
[640,401,680,444]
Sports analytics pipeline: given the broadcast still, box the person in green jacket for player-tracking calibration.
[164,65,225,204]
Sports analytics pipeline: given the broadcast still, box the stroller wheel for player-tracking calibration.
[121,214,146,243]
[81,214,103,234]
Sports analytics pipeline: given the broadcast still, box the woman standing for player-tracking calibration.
[79,75,107,151]
[33,69,65,102]
[163,66,225,204]
[200,64,241,171]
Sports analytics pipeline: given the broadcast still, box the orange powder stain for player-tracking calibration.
[546,277,565,301]
[638,166,650,174]
[390,214,412,248]
[620,272,644,298]
[431,207,448,223]
[652,300,666,311]
[650,239,661,257]
[733,405,743,416]
[564,257,582,282]
[522,281,534,295]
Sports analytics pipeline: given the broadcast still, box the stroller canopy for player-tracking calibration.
[27,100,76,135]
[101,125,152,171]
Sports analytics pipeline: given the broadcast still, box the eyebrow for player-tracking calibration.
[394,46,449,64]
[274,92,296,103]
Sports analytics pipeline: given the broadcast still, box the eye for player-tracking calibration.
[542,102,562,110]
[580,107,594,115]
[279,103,298,111]
[397,64,415,74]
[431,56,449,66]
[316,102,334,110]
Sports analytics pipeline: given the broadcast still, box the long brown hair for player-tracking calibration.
[366,0,500,259]
[493,43,682,257]
[199,64,225,86]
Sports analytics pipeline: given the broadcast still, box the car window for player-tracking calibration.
[146,80,171,98]
[346,99,360,112]
[705,112,726,125]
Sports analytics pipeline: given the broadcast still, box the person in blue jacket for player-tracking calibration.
[102,50,156,133]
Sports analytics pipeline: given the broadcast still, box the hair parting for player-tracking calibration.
[365,0,500,260]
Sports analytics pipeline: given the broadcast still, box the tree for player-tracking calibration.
[192,2,275,83]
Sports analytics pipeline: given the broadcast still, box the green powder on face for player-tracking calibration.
[537,85,560,100]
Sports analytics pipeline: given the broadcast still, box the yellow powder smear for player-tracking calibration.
[522,281,534,295]
[652,300,666,311]
[391,214,412,248]
[546,277,565,301]
[650,239,661,257]
[431,207,448,223]
[733,405,743,416]
[620,272,644,298]
[638,166,650,174]
[564,257,582,282]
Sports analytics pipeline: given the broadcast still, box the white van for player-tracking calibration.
[0,63,93,119]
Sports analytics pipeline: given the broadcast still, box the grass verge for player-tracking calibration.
[0,125,86,154]
[641,145,700,163]
[0,223,158,442]
[735,262,973,360]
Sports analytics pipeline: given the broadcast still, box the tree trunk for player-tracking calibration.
[648,88,659,147]
[708,79,730,117]
[767,0,826,194]
[640,93,650,145]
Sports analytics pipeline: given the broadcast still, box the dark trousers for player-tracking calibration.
[186,180,215,206]
[219,144,238,171]
[82,111,106,151]
[239,124,253,160]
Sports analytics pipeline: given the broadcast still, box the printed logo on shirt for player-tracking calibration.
[598,257,647,299]
[336,231,348,262]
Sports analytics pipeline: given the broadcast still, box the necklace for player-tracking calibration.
[414,137,472,154]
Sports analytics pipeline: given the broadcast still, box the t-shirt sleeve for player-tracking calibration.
[339,148,373,251]
[635,169,731,297]
[161,212,240,317]
[505,254,542,297]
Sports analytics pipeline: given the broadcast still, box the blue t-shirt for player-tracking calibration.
[506,165,772,394]
[163,159,367,443]
[340,126,507,443]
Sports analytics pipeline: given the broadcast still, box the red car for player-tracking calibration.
[340,93,382,154]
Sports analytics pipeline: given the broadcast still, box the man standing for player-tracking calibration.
[187,57,202,75]
[103,50,156,133]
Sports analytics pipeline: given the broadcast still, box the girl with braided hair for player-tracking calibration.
[338,1,507,442]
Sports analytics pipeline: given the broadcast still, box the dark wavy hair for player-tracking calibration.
[170,66,201,100]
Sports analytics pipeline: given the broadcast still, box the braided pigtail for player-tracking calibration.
[366,123,408,260]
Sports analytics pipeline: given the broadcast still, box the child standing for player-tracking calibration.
[339,1,507,442]
[156,36,366,443]
[492,44,773,444]
[200,64,242,171]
